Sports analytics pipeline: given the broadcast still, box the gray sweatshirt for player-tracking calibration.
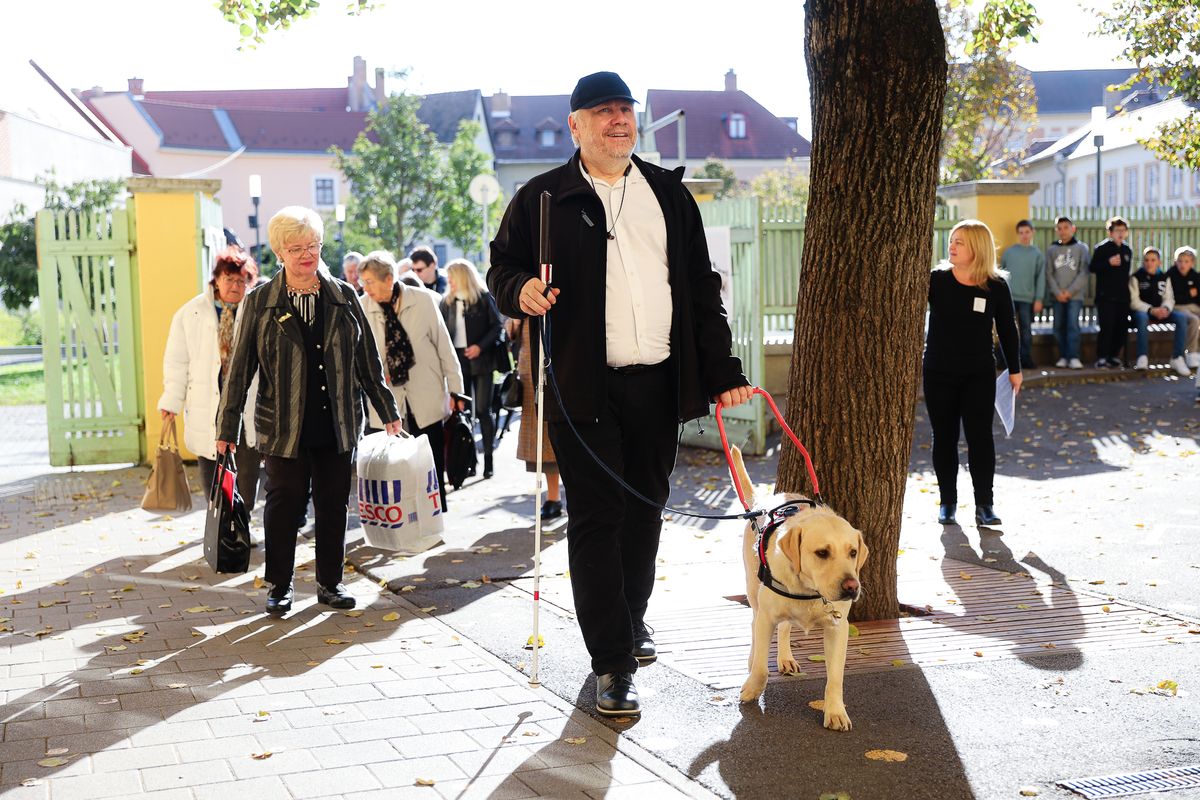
[1046,238,1090,299]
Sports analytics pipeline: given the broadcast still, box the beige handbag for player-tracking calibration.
[141,420,193,512]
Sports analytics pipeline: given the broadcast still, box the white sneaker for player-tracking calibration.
[1170,356,1191,377]
[1134,355,1148,370]
[1187,353,1200,369]
[1068,358,1083,369]
[1055,358,1068,368]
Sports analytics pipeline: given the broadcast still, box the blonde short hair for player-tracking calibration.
[948,219,1003,288]
[359,250,397,282]
[443,259,488,306]
[267,206,324,254]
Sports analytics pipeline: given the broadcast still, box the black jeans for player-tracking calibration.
[262,445,353,590]
[199,444,263,510]
[549,363,678,676]
[1095,300,1130,362]
[457,352,495,468]
[923,367,996,506]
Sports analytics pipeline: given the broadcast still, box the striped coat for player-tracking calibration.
[215,269,400,458]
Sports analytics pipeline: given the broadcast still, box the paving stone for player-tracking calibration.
[303,684,386,707]
[142,758,233,790]
[311,739,402,769]
[228,747,316,780]
[409,709,493,735]
[595,754,663,786]
[367,754,467,787]
[585,783,693,799]
[90,743,178,772]
[333,717,420,743]
[281,765,382,798]
[517,763,614,795]
[192,775,292,800]
[429,773,539,800]
[38,770,141,800]
[356,696,436,720]
[174,733,260,762]
[390,731,480,758]
[46,729,134,754]
[3,714,87,741]
[448,744,549,777]
[255,724,345,752]
[427,689,508,712]
[439,671,517,692]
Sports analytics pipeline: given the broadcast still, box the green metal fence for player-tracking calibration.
[36,206,142,466]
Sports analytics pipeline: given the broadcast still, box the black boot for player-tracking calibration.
[317,583,356,609]
[938,504,957,525]
[632,621,657,664]
[596,672,640,716]
[975,506,1002,526]
[483,452,493,480]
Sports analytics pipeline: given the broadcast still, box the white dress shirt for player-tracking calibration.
[582,161,672,367]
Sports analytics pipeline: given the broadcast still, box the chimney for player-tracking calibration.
[724,69,737,93]
[491,91,511,117]
[349,56,367,111]
[373,68,386,108]
[128,77,144,97]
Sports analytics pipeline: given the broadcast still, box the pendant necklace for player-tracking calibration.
[586,162,632,240]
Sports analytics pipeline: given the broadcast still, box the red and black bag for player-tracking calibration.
[204,451,252,573]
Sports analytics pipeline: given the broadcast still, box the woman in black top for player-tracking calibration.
[924,219,1022,527]
[441,259,504,478]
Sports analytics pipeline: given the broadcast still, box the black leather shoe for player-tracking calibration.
[265,583,293,616]
[596,671,640,716]
[540,500,563,520]
[317,584,356,610]
[975,506,1002,526]
[632,621,657,664]
[938,504,957,525]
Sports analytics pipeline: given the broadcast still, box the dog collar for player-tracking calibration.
[754,500,832,606]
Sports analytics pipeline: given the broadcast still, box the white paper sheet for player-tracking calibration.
[995,370,1016,437]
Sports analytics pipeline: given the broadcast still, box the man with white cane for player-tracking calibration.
[488,71,752,716]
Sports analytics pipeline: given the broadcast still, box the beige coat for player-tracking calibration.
[361,285,464,430]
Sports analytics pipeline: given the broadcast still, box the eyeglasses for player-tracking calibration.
[218,275,248,286]
[284,242,323,257]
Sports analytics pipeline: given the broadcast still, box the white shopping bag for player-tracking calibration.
[356,431,444,552]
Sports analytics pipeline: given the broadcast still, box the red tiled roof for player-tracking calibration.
[139,100,229,149]
[646,89,811,160]
[228,108,372,152]
[144,88,348,112]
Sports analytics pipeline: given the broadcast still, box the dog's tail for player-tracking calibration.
[729,445,755,507]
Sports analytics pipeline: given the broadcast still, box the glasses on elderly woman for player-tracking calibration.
[217,274,248,287]
[284,242,323,257]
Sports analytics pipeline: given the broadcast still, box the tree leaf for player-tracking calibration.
[865,749,908,762]
[382,612,400,622]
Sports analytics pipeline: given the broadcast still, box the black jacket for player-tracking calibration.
[487,152,745,424]
[216,270,400,457]
[1088,238,1133,302]
[441,292,503,377]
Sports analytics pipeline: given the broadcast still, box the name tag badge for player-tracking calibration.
[279,313,293,323]
[973,297,987,313]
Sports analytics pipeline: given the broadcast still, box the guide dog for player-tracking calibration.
[730,446,868,730]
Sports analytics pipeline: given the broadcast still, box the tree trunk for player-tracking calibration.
[779,0,947,621]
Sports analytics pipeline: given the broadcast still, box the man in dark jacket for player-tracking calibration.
[1088,216,1133,368]
[488,72,751,717]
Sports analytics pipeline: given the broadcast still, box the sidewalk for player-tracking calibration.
[0,463,712,798]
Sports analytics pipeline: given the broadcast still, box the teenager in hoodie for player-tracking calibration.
[1088,216,1133,368]
[1045,216,1089,369]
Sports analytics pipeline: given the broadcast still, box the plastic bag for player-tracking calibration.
[356,431,444,552]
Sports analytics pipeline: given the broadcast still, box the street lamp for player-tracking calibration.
[248,174,262,262]
[1091,106,1106,208]
[335,203,347,271]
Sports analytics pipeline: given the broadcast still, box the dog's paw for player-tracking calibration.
[777,654,802,675]
[740,674,767,702]
[823,704,852,731]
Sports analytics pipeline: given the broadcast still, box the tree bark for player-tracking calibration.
[779,0,947,621]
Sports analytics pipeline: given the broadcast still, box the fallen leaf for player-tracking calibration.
[807,654,826,663]
[97,698,119,705]
[864,749,908,762]
[45,748,69,756]
[400,585,416,592]
[808,699,826,711]
[168,683,188,689]
[959,572,973,581]
[564,737,587,745]
[324,638,351,645]
[461,581,482,589]
[20,779,45,787]
[1019,787,1040,797]
[891,659,906,667]
[253,576,265,589]
[525,634,545,649]
[419,606,437,613]
[342,610,363,618]
[973,651,984,657]
[1157,680,1179,696]
[251,751,273,760]
[105,645,127,652]
[847,624,860,638]
[382,612,401,622]
[37,757,69,767]
[819,793,851,800]
[414,777,436,786]
[129,669,144,675]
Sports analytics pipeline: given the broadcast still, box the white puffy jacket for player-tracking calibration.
[157,286,257,459]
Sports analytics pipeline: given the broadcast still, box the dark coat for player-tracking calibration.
[487,152,745,424]
[216,270,400,457]
[441,291,503,377]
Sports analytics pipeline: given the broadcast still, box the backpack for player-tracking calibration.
[444,404,477,490]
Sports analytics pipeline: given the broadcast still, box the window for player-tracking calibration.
[496,130,516,148]
[1168,166,1184,198]
[1105,171,1118,206]
[1146,165,1159,203]
[1068,178,1079,206]
[1055,181,1065,207]
[1086,174,1097,205]
[1043,185,1053,206]
[539,129,556,147]
[727,113,746,139]
[313,177,336,207]
[1124,167,1138,204]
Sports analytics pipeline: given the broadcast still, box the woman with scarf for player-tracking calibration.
[441,259,504,478]
[359,250,464,511]
[159,247,262,509]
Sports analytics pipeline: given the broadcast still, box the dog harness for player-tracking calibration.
[754,499,833,606]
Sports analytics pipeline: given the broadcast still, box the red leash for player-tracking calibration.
[715,387,823,511]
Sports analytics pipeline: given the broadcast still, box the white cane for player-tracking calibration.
[529,190,553,688]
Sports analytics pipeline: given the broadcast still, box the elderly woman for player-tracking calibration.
[216,206,401,615]
[441,258,504,478]
[359,250,464,511]
[159,247,262,509]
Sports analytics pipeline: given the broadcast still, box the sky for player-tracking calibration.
[3,0,1129,139]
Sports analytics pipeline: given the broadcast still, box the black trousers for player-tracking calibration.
[1095,300,1130,362]
[923,368,996,507]
[262,445,353,590]
[548,363,678,676]
[457,352,495,467]
[199,444,263,511]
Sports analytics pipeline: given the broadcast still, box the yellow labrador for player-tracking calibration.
[730,446,868,730]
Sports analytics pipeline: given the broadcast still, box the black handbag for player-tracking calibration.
[204,451,252,574]
[500,371,524,410]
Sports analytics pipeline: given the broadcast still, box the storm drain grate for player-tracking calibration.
[1058,765,1200,798]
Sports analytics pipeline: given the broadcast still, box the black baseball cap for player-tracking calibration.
[570,71,637,112]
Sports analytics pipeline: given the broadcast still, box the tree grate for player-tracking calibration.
[1058,765,1200,798]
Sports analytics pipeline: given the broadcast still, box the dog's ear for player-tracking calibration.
[779,525,803,574]
[855,531,870,571]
